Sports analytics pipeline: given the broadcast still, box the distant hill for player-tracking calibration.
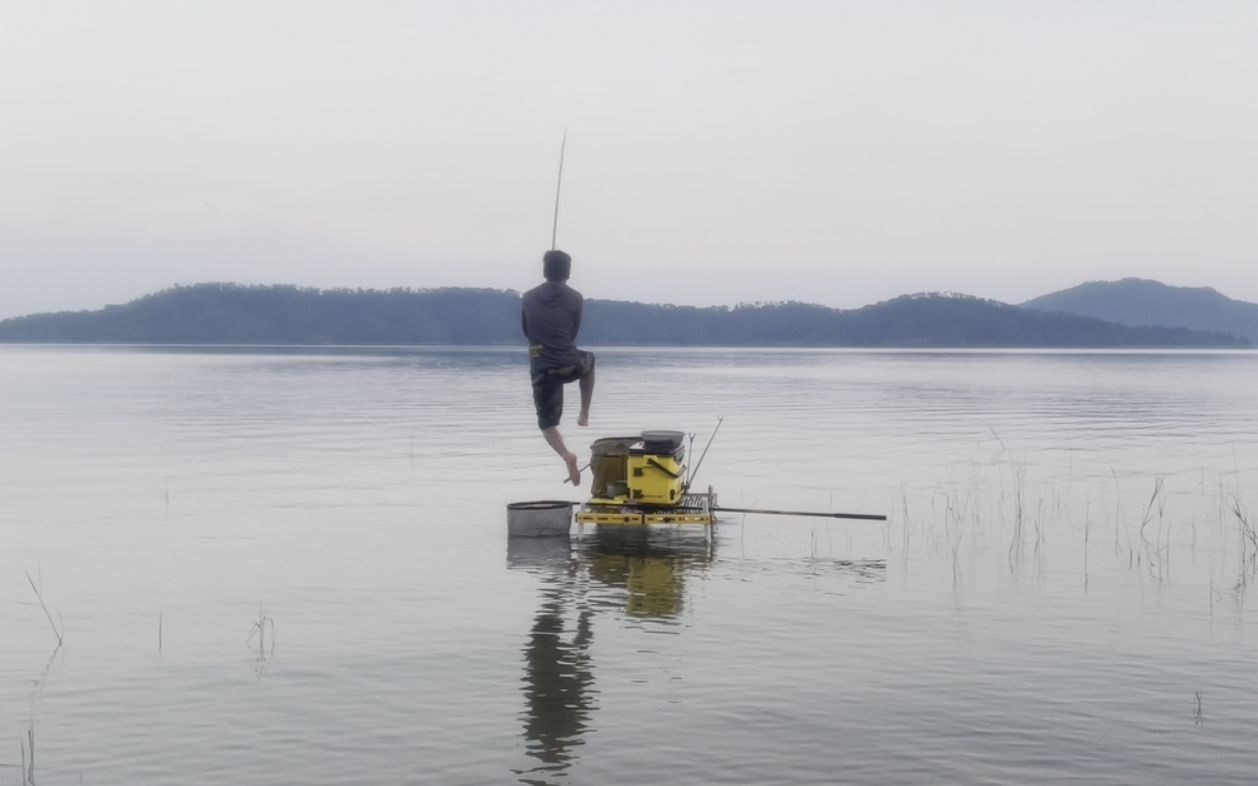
[0,283,1247,347]
[0,284,524,345]
[1023,278,1258,343]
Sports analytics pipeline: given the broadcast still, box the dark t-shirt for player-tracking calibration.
[521,281,584,369]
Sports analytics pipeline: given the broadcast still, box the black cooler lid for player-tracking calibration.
[639,429,686,453]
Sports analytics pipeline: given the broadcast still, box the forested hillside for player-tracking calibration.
[0,283,1247,347]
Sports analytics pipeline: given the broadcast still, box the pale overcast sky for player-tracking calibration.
[2,1,1255,319]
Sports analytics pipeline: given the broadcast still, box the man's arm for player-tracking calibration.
[572,294,583,337]
[521,306,529,339]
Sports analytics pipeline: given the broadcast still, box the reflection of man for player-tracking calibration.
[518,585,594,785]
[522,249,596,485]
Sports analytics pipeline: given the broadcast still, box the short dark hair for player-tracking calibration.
[543,249,571,281]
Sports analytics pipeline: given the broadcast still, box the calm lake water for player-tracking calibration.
[2,345,1257,785]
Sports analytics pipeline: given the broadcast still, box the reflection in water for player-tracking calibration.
[507,536,595,786]
[580,527,714,620]
[517,572,593,785]
[506,528,714,785]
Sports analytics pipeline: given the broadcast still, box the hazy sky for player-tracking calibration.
[2,1,1255,319]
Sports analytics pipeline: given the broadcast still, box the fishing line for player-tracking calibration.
[551,127,568,249]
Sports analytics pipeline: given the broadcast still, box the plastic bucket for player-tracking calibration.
[506,500,574,538]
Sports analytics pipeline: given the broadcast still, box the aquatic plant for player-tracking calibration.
[22,571,62,647]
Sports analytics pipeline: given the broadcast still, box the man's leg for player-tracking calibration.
[535,373,581,485]
[576,352,595,427]
[542,426,581,486]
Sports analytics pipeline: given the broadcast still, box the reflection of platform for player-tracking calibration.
[581,527,712,618]
[575,491,717,526]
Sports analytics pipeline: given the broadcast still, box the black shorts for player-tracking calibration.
[531,351,595,430]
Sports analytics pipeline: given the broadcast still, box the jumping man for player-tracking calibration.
[522,250,596,485]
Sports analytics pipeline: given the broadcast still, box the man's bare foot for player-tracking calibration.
[564,452,581,485]
[577,412,589,427]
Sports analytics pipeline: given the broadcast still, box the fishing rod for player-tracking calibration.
[548,127,574,486]
[713,506,887,522]
[683,415,723,493]
[551,127,567,249]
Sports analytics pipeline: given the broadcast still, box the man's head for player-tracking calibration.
[543,249,572,282]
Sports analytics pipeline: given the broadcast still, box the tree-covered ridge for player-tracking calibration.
[0,284,524,344]
[0,282,1248,347]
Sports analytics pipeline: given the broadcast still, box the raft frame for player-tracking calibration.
[575,489,718,527]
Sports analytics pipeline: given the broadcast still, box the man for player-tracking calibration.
[522,249,596,486]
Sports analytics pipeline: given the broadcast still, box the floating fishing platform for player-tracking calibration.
[574,424,886,528]
[575,430,715,526]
